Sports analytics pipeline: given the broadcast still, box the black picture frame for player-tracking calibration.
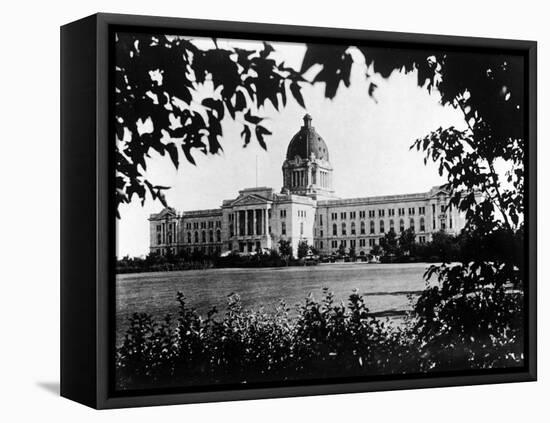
[60,12,537,409]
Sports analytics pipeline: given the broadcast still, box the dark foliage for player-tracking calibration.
[214,250,287,268]
[297,240,310,259]
[278,239,293,262]
[116,287,523,390]
[115,33,307,214]
[411,262,524,371]
[116,251,214,273]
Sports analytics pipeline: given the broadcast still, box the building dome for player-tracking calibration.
[286,114,329,161]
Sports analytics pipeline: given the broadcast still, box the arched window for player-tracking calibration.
[187,232,191,244]
[300,222,304,235]
[333,223,337,236]
[360,221,365,235]
[351,221,356,235]
[342,222,347,236]
[379,220,385,233]
[420,217,425,232]
[209,230,214,243]
[399,219,405,232]
[370,220,375,234]
[194,231,199,243]
[281,221,287,235]
[389,219,395,232]
[216,229,221,242]
[410,218,415,231]
[201,231,206,243]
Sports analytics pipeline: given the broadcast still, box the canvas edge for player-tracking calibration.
[60,13,99,409]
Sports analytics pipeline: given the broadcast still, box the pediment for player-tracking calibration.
[155,207,177,219]
[231,194,271,207]
[429,189,449,198]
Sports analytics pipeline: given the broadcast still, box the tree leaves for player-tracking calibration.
[301,44,353,99]
[165,142,179,169]
[182,144,196,166]
[234,90,247,111]
[244,110,263,125]
[255,125,272,150]
[240,125,251,147]
[290,82,305,108]
[115,33,284,212]
[201,98,224,120]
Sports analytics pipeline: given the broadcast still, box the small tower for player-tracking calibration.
[281,114,335,200]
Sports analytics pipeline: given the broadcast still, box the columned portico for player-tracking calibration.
[221,187,276,253]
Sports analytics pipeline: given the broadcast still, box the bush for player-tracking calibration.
[116,284,523,390]
[116,252,214,274]
[410,261,524,371]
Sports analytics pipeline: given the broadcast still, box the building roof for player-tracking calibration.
[286,114,329,161]
[317,186,450,207]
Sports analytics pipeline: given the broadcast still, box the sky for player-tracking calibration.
[116,37,467,258]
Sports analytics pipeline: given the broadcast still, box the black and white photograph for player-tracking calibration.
[113,29,528,393]
[3,0,548,418]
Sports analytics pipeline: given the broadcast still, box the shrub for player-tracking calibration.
[116,284,523,390]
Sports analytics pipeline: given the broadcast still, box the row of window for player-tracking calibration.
[156,223,175,232]
[157,233,175,245]
[279,209,307,218]
[327,235,428,249]
[329,239,377,249]
[176,245,222,256]
[328,205,438,221]
[186,229,222,244]
[184,220,221,230]
[330,218,427,236]
[155,223,176,245]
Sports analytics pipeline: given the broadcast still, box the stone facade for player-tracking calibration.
[149,115,466,257]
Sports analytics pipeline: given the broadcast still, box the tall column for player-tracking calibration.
[238,210,242,236]
[263,209,267,235]
[260,209,264,235]
[253,209,257,236]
